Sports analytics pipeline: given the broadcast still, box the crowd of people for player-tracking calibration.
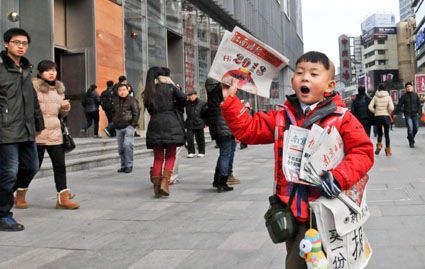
[0,26,424,269]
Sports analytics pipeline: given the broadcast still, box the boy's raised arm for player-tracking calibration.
[220,93,277,145]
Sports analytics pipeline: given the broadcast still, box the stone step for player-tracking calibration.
[35,132,212,178]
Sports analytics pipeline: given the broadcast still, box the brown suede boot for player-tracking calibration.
[15,188,29,209]
[385,147,392,156]
[160,170,172,196]
[153,176,162,198]
[375,142,383,155]
[56,189,80,209]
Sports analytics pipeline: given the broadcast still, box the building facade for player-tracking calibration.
[400,0,414,21]
[0,0,303,135]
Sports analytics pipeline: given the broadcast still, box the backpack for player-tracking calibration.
[100,87,114,111]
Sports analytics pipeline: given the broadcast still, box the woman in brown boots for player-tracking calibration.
[15,60,79,209]
[143,67,186,198]
[368,83,394,156]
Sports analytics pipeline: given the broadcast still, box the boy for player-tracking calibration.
[220,51,374,268]
[112,84,140,173]
[0,28,44,231]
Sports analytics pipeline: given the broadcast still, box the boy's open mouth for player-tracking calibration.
[300,86,310,94]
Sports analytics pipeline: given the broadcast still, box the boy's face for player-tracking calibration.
[118,86,129,98]
[4,35,29,59]
[291,61,335,105]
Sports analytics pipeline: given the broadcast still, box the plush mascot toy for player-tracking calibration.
[299,228,329,269]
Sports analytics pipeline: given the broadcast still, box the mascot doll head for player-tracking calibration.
[299,228,329,269]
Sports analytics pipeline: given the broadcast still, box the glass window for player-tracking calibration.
[197,10,209,45]
[148,20,167,67]
[377,39,385,44]
[147,0,164,24]
[166,0,182,33]
[378,50,385,55]
[124,0,144,91]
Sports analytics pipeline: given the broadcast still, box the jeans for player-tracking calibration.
[83,111,99,135]
[116,126,135,168]
[404,114,419,144]
[186,129,205,154]
[214,137,236,180]
[17,145,67,192]
[0,142,39,217]
[104,110,116,136]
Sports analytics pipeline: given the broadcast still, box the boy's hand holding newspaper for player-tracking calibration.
[317,170,341,199]
[221,78,238,101]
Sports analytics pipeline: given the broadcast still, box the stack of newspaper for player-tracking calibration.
[283,124,365,214]
[283,124,344,185]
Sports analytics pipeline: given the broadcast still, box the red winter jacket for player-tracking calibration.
[221,93,374,222]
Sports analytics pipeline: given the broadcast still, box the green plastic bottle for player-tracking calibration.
[264,195,296,243]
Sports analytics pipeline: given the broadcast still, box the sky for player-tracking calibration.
[302,0,401,72]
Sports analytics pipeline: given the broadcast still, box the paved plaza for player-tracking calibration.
[0,127,424,268]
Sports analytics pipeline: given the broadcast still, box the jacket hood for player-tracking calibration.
[375,90,389,98]
[32,78,65,94]
[156,75,175,85]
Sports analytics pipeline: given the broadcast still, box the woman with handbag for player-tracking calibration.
[15,60,80,209]
[368,83,394,156]
[143,66,187,197]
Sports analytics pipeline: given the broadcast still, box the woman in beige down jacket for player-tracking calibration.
[368,84,394,156]
[15,60,79,210]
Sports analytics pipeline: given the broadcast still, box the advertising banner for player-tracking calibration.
[208,27,289,98]
[415,74,425,93]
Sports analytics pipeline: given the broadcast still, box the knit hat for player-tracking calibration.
[187,90,197,96]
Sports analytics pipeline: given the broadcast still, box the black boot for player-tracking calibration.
[217,176,233,193]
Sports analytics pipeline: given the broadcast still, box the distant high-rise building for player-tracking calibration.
[400,0,414,21]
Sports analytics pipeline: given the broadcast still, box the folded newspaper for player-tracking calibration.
[282,124,366,214]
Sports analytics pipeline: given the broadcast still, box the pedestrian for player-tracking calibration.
[143,67,187,197]
[220,51,373,268]
[101,80,116,137]
[240,101,253,149]
[185,90,208,158]
[112,84,140,173]
[81,84,101,138]
[351,86,374,137]
[112,75,127,96]
[393,82,422,148]
[0,28,45,231]
[205,78,240,192]
[15,60,80,210]
[368,84,394,156]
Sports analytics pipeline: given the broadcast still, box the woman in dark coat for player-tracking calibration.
[143,67,186,197]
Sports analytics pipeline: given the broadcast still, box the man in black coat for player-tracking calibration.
[0,28,44,231]
[101,80,116,137]
[393,82,422,147]
[205,78,240,192]
[185,90,207,158]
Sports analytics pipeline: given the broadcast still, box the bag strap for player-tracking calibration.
[287,183,298,207]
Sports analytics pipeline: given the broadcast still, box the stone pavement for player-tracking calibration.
[0,127,424,268]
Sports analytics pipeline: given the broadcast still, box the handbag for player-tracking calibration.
[264,184,298,244]
[60,118,76,153]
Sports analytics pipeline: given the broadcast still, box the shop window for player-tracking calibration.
[166,0,182,33]
[197,10,209,44]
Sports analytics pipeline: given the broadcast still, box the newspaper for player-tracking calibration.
[310,192,372,269]
[208,26,289,98]
[282,125,366,214]
[282,125,310,185]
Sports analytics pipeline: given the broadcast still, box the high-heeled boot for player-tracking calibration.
[160,170,172,196]
[375,142,383,155]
